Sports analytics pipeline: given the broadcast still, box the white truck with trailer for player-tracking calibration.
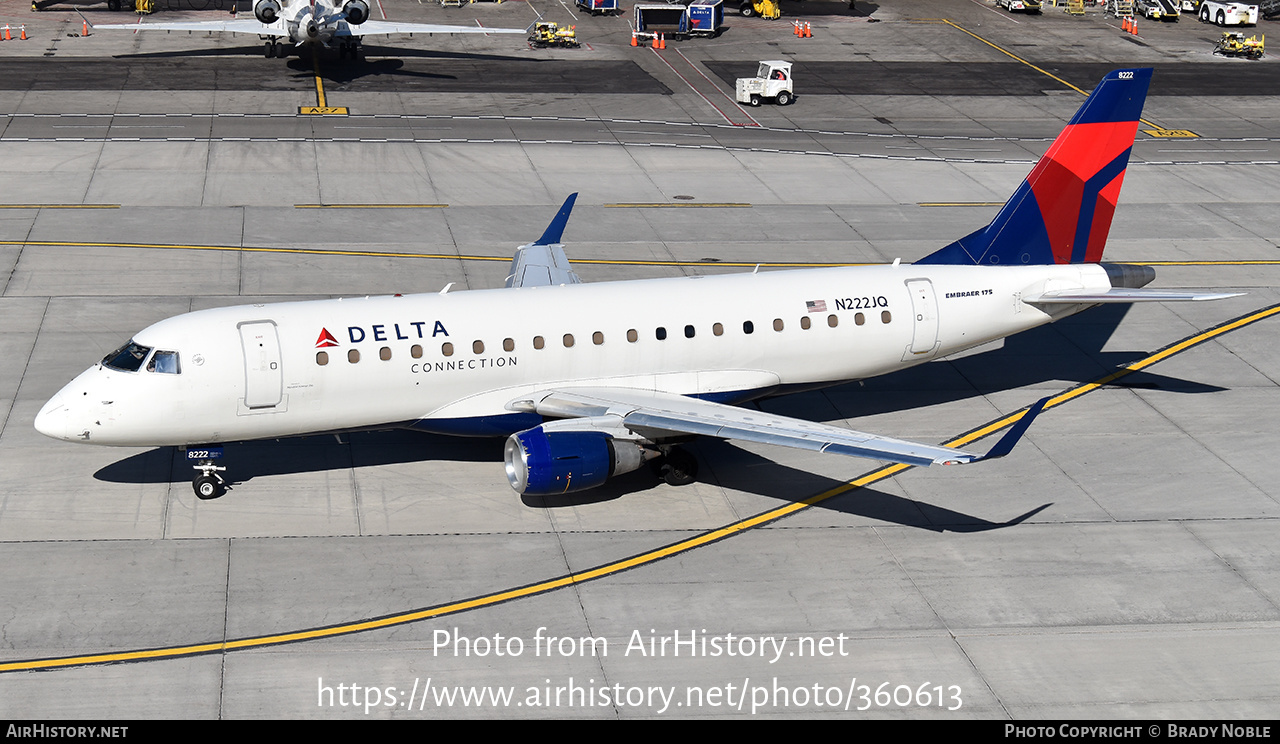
[735,60,794,107]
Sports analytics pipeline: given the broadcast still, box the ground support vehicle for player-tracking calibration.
[1214,30,1265,56]
[1199,0,1258,24]
[733,0,780,18]
[735,60,793,107]
[998,0,1042,12]
[529,21,580,47]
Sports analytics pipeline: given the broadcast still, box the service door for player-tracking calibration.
[239,321,283,409]
[904,278,939,359]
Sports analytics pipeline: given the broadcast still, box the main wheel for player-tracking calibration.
[264,41,275,57]
[1217,10,1226,24]
[1200,6,1209,20]
[658,448,698,486]
[776,90,792,105]
[193,475,224,500]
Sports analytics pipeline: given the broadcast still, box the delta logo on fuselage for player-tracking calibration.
[315,321,451,348]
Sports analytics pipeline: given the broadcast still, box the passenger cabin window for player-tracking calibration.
[743,321,754,335]
[102,341,152,372]
[800,316,811,330]
[473,340,485,355]
[147,350,181,374]
[411,345,423,359]
[533,336,545,350]
[442,342,454,357]
[348,349,360,364]
[656,327,667,341]
[380,347,392,361]
[855,313,865,326]
[773,318,784,332]
[713,323,724,336]
[563,334,575,348]
[503,338,515,352]
[684,325,695,339]
[881,310,892,324]
[627,329,638,343]
[828,314,838,328]
[316,351,329,366]
[593,331,604,345]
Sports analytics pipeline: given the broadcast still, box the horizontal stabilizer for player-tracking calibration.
[1025,288,1245,304]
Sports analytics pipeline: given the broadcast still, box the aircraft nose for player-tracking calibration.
[34,393,67,441]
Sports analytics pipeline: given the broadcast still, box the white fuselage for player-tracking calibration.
[36,262,1110,448]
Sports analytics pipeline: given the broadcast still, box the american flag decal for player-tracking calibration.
[806,300,827,313]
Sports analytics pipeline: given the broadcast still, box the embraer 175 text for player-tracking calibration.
[36,69,1239,499]
[90,0,525,58]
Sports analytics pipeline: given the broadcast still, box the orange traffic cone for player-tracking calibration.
[631,32,638,47]
[3,25,10,41]
[793,20,799,36]
[651,34,658,48]
[83,20,89,36]
[1131,17,1137,34]
[19,25,25,40]
[659,33,666,49]
[805,22,812,37]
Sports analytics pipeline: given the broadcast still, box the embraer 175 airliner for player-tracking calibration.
[91,0,525,59]
[36,69,1238,499]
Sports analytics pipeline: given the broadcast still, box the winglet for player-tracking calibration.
[972,397,1050,463]
[534,193,578,247]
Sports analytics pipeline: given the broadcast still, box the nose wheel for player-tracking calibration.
[192,461,227,499]
[186,447,228,499]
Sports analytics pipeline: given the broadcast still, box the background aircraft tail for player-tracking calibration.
[918,68,1152,267]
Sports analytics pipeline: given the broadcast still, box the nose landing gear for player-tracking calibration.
[186,447,228,499]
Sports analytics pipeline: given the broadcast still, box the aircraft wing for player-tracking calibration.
[337,20,528,37]
[505,194,584,288]
[88,18,526,37]
[510,387,1047,468]
[92,18,285,34]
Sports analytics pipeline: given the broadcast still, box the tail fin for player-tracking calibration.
[918,68,1152,266]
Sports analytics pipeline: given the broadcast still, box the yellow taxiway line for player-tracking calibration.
[2,301,1277,674]
[5,240,1280,269]
[938,19,1194,137]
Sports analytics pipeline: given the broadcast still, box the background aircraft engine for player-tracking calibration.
[343,0,370,25]
[254,0,281,24]
[504,426,648,496]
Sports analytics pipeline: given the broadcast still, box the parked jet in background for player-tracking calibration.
[90,0,526,58]
[35,69,1240,499]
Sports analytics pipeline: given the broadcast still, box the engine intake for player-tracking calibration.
[343,0,370,25]
[504,427,648,496]
[254,0,281,24]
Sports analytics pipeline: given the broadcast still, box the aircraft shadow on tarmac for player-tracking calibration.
[93,304,1221,522]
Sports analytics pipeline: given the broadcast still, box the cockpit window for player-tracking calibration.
[147,350,181,375]
[102,341,152,372]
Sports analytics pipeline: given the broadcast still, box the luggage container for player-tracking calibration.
[686,0,723,36]
[576,0,620,15]
[634,3,690,38]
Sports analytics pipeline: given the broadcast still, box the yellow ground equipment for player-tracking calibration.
[134,0,153,13]
[738,0,780,18]
[1214,31,1264,58]
[529,21,580,48]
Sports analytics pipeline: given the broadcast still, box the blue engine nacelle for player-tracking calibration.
[504,426,648,496]
[343,0,370,24]
[254,0,281,24]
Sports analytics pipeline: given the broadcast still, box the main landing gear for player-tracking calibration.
[263,38,288,58]
[651,445,698,487]
[337,39,361,59]
[186,447,228,499]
